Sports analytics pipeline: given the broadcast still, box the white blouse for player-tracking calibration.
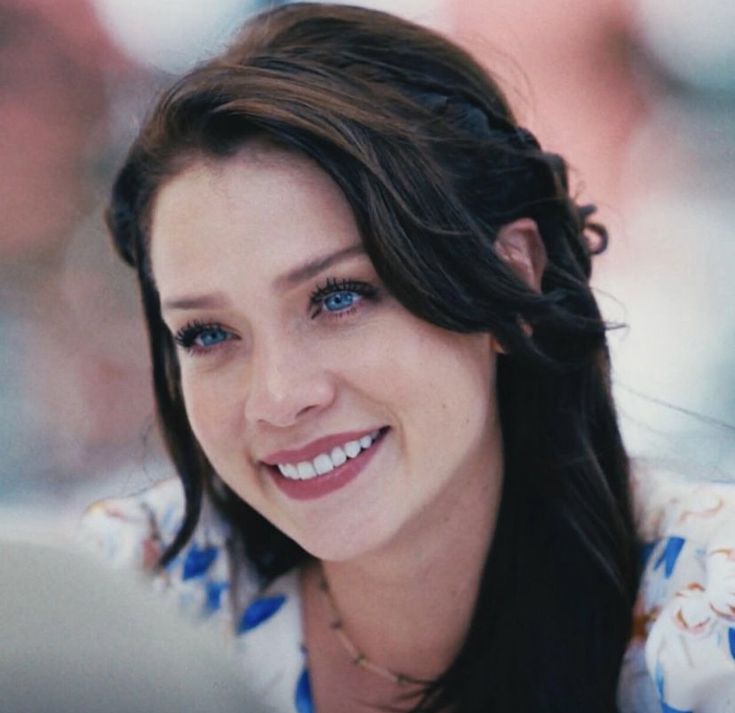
[78,465,735,712]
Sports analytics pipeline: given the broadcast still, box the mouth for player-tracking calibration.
[264,427,389,501]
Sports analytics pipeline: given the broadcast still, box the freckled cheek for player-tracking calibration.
[390,332,495,448]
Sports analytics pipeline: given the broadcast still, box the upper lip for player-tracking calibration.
[260,427,384,466]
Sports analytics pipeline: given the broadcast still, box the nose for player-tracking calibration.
[243,338,336,429]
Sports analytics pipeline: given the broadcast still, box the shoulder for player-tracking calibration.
[628,462,735,712]
[78,479,249,623]
[631,461,735,545]
[77,480,309,707]
[78,478,186,570]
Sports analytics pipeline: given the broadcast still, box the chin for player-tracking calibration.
[284,515,397,564]
[303,540,373,563]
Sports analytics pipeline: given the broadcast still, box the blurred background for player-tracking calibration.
[1,0,734,543]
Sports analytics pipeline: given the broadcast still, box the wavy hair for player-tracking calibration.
[107,4,639,711]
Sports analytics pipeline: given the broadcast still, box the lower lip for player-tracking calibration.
[268,429,388,501]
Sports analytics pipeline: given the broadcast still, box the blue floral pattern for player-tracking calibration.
[653,536,686,578]
[295,668,314,713]
[632,466,735,712]
[182,544,218,580]
[239,595,287,633]
[79,468,735,712]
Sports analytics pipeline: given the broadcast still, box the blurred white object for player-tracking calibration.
[635,0,735,93]
[90,0,261,72]
[319,0,447,30]
[610,95,735,476]
[0,542,267,713]
[91,0,448,72]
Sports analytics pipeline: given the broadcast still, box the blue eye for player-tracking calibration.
[195,326,229,347]
[323,291,358,312]
[309,278,378,319]
[174,321,234,354]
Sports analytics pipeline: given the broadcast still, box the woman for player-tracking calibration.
[81,4,735,712]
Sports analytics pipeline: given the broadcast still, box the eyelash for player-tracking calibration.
[174,320,233,356]
[173,277,378,356]
[308,277,378,319]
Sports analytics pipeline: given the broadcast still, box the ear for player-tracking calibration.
[494,218,547,292]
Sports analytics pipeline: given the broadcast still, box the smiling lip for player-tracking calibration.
[265,428,388,501]
[260,428,382,466]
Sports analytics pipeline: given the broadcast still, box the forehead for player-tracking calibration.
[149,145,364,291]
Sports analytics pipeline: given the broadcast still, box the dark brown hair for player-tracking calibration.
[107,4,639,711]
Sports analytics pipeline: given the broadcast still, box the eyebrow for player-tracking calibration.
[274,243,365,290]
[161,291,230,312]
[161,243,366,312]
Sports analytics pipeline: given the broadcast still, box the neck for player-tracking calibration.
[316,446,503,681]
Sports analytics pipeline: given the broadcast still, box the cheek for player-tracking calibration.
[352,313,496,439]
[419,337,496,447]
[180,369,242,462]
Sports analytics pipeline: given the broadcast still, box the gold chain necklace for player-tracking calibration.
[316,571,425,687]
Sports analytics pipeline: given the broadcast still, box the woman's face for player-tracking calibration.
[151,145,503,561]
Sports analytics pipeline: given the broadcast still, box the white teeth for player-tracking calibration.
[344,440,361,458]
[276,430,383,480]
[330,446,347,467]
[278,463,298,478]
[314,454,334,475]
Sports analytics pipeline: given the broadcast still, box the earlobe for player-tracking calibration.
[494,218,547,292]
[489,335,506,355]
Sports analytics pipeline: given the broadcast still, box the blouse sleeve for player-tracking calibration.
[630,464,735,713]
[77,479,239,628]
[77,479,183,571]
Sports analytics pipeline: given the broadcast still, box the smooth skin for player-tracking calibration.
[150,141,545,712]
